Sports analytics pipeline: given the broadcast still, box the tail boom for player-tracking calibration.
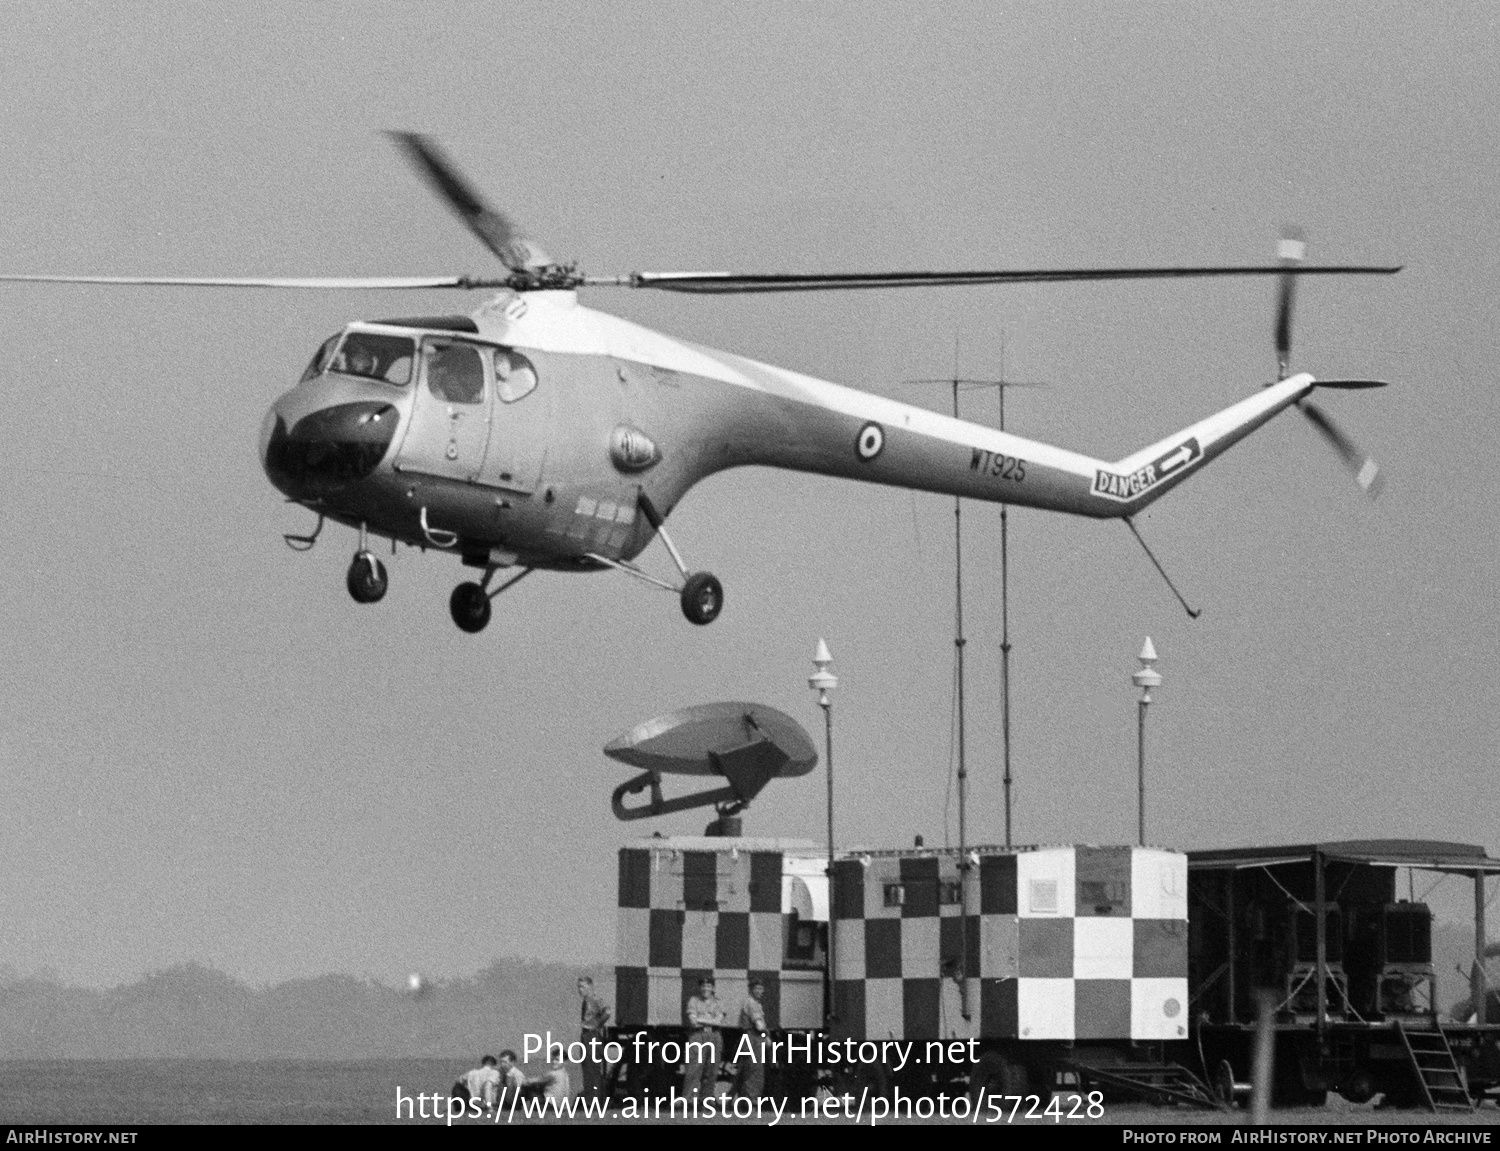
[1085,373,1315,516]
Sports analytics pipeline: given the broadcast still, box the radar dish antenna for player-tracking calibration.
[605,702,817,835]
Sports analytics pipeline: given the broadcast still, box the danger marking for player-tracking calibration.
[1092,437,1202,502]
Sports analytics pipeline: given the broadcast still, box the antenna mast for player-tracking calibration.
[909,346,1042,1020]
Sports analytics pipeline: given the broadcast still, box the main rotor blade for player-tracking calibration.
[1275,227,1305,379]
[587,264,1401,294]
[0,274,509,290]
[386,131,552,273]
[1301,400,1383,498]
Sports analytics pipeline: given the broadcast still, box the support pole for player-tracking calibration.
[1315,851,1327,1039]
[1476,873,1488,1026]
[1137,698,1147,847]
[952,379,971,1018]
[1250,989,1276,1126]
[1227,872,1237,1025]
[998,384,1014,849]
[822,697,835,1025]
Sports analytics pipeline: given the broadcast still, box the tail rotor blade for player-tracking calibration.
[1300,400,1383,498]
[1275,227,1305,380]
[386,132,552,272]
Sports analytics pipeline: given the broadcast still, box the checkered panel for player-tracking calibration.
[834,918,865,980]
[747,911,782,971]
[900,856,940,917]
[865,977,902,1036]
[1018,918,1073,977]
[617,907,650,968]
[979,914,1018,979]
[1131,976,1188,1040]
[1018,977,1074,1039]
[615,840,828,1028]
[900,916,939,977]
[682,910,718,969]
[1133,918,1188,979]
[778,970,824,1031]
[619,841,1187,1038]
[619,849,652,908]
[866,918,902,979]
[1131,849,1188,920]
[980,854,1017,914]
[1076,846,1134,916]
[1018,848,1076,918]
[831,859,865,920]
[1074,917,1134,979]
[939,915,981,978]
[1074,979,1132,1039]
[828,846,1188,1041]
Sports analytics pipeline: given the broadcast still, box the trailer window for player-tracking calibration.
[1028,879,1059,914]
[939,880,962,906]
[1080,879,1128,914]
[783,911,825,968]
[883,883,906,909]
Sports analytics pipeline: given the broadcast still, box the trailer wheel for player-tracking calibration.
[1339,1068,1377,1105]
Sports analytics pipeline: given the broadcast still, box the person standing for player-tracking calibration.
[682,976,725,1099]
[736,979,770,1101]
[578,975,611,1100]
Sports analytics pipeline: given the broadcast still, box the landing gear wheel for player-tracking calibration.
[679,572,723,625]
[346,552,388,604]
[450,582,492,633]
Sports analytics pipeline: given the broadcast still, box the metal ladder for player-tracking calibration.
[1394,1020,1474,1112]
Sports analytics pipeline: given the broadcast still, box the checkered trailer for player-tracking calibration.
[831,845,1189,1042]
[615,837,829,1032]
[611,838,1192,1101]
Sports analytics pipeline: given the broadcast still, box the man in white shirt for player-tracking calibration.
[462,1054,502,1114]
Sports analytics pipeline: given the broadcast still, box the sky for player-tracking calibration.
[0,0,1497,989]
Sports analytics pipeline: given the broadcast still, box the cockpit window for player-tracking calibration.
[301,334,340,382]
[495,349,539,403]
[425,341,485,404]
[331,332,414,385]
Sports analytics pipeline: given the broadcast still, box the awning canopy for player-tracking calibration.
[1188,839,1500,876]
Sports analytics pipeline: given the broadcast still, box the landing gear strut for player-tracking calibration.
[585,493,724,626]
[346,524,388,604]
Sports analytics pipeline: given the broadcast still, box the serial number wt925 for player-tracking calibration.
[970,448,1027,481]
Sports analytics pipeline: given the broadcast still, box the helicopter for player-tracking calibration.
[1,134,1398,633]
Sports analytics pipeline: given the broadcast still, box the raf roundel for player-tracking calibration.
[855,422,885,462]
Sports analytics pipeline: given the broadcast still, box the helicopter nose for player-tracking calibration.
[260,400,399,494]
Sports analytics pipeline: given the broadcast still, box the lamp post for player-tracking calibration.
[809,638,838,1021]
[1132,638,1161,847]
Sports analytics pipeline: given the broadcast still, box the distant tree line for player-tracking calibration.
[0,959,593,1059]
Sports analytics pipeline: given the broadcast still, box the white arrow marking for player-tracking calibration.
[1158,443,1196,474]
